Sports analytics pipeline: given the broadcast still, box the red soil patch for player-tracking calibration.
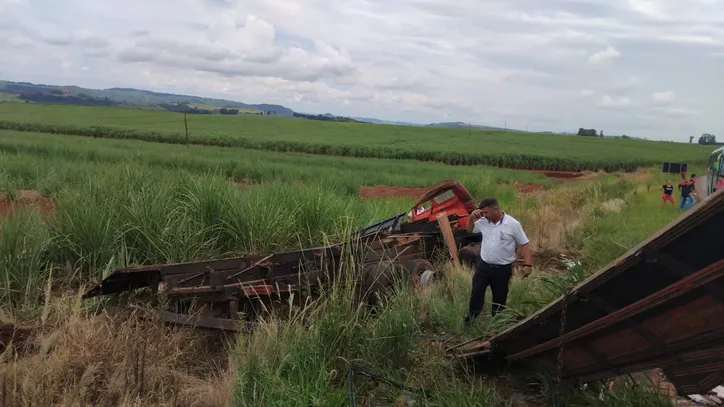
[360,183,545,198]
[514,183,544,193]
[232,177,254,188]
[534,170,586,179]
[0,190,55,217]
[359,185,430,198]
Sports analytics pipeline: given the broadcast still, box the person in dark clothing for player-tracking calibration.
[463,197,533,326]
[661,180,675,205]
[678,179,693,209]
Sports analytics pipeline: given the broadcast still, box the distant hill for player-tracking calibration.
[0,80,648,141]
[292,112,363,123]
[351,117,422,126]
[0,80,295,116]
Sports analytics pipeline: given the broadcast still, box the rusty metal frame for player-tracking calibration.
[445,189,724,397]
[83,180,483,333]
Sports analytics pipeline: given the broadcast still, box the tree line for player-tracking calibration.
[577,128,603,137]
[293,113,359,122]
[698,133,718,145]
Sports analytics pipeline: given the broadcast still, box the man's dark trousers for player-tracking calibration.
[467,259,513,320]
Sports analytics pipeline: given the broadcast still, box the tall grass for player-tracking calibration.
[228,181,683,406]
[229,230,512,406]
[0,140,686,405]
[568,178,686,268]
[0,167,417,305]
[0,102,713,171]
[0,129,554,198]
[0,210,51,307]
[0,291,237,407]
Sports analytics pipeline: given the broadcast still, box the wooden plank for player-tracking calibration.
[436,212,460,267]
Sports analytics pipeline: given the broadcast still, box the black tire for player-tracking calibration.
[459,244,480,269]
[403,258,438,286]
[359,260,406,307]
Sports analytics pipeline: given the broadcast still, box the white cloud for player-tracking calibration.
[652,91,674,104]
[599,95,632,109]
[0,0,722,140]
[587,45,621,64]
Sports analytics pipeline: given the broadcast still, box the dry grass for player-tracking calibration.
[0,288,236,407]
[515,186,591,253]
[616,167,656,183]
[517,170,653,255]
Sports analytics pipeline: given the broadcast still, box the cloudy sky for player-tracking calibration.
[1,0,722,140]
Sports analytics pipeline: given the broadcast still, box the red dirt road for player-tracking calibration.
[359,185,430,198]
[533,170,585,179]
[0,190,54,217]
[359,183,547,198]
[358,170,597,199]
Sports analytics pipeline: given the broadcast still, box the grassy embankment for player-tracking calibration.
[0,128,691,405]
[0,103,713,171]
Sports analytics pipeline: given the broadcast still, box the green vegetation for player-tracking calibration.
[1,157,682,405]
[0,100,692,405]
[0,91,20,102]
[0,129,552,198]
[0,169,414,306]
[0,103,712,171]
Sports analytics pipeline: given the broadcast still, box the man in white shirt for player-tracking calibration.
[463,197,533,326]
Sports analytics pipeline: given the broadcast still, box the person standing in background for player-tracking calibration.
[689,174,698,204]
[678,178,694,209]
[661,180,675,206]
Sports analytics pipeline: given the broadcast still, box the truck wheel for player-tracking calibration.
[459,245,480,269]
[359,260,406,307]
[403,259,437,286]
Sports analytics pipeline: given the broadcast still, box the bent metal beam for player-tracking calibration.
[445,189,724,397]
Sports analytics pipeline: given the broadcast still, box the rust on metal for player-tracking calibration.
[161,311,240,332]
[83,180,484,334]
[242,285,275,296]
[507,259,724,361]
[445,189,724,397]
[225,254,274,282]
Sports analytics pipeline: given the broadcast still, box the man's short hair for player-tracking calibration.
[479,197,499,209]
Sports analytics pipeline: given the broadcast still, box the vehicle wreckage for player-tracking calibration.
[445,187,724,398]
[83,180,485,331]
[83,180,724,399]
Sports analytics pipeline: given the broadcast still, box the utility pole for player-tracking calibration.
[184,114,189,147]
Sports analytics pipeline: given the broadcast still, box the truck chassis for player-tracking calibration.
[83,180,483,331]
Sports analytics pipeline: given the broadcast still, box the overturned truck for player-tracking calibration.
[446,188,724,398]
[83,180,484,331]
